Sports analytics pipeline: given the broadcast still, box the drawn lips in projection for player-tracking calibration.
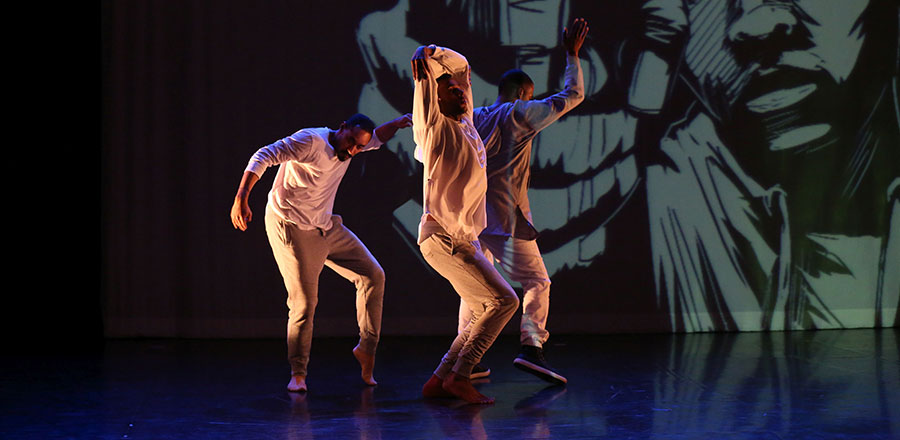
[737,65,840,152]
[720,61,860,196]
[745,68,819,114]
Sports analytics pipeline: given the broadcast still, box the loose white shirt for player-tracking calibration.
[245,127,383,230]
[413,46,487,244]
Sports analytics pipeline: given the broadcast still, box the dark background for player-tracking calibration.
[94,0,665,343]
[92,1,897,347]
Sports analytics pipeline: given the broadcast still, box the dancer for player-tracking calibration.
[411,44,520,404]
[230,113,412,392]
[460,18,588,385]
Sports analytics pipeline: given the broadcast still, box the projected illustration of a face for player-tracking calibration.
[646,0,898,331]
[673,0,898,239]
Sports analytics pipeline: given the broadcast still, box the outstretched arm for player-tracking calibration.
[229,131,316,230]
[411,45,441,134]
[411,45,437,155]
[518,18,589,133]
[231,171,260,231]
[563,17,589,57]
[359,113,414,152]
[374,113,413,144]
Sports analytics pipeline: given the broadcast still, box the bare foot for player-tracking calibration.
[422,374,455,398]
[353,344,377,386]
[287,375,307,392]
[442,372,495,404]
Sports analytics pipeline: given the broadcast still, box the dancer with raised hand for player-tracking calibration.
[461,17,589,386]
[410,44,519,405]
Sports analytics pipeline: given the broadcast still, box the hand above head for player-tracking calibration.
[410,45,436,81]
[563,18,589,57]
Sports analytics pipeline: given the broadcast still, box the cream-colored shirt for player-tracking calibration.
[413,46,487,244]
[245,127,382,230]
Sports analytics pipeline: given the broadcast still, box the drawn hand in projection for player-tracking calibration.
[623,0,688,115]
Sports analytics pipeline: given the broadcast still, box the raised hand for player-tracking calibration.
[562,18,589,57]
[410,45,435,80]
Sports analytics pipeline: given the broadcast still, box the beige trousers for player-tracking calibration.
[458,234,552,347]
[266,207,384,377]
[420,231,519,378]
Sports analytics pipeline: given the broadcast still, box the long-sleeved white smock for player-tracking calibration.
[412,45,487,244]
[245,127,382,230]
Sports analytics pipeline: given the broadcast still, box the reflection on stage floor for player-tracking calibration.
[2,329,897,439]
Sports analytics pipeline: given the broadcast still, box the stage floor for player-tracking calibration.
[2,328,897,439]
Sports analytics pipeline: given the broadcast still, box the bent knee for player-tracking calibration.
[363,265,386,289]
[499,291,520,311]
[373,265,385,285]
[522,277,550,294]
[287,302,317,322]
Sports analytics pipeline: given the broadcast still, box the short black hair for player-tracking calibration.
[436,73,453,83]
[345,113,376,133]
[498,69,533,96]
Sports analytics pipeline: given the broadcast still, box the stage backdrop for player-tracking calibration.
[102,0,898,338]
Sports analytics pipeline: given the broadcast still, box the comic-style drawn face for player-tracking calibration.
[650,0,898,332]
[682,0,871,153]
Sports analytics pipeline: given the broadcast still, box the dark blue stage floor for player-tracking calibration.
[2,329,897,439]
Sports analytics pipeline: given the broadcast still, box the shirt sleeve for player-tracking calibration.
[413,45,471,162]
[431,46,473,122]
[244,130,316,177]
[516,54,584,133]
[361,130,384,152]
